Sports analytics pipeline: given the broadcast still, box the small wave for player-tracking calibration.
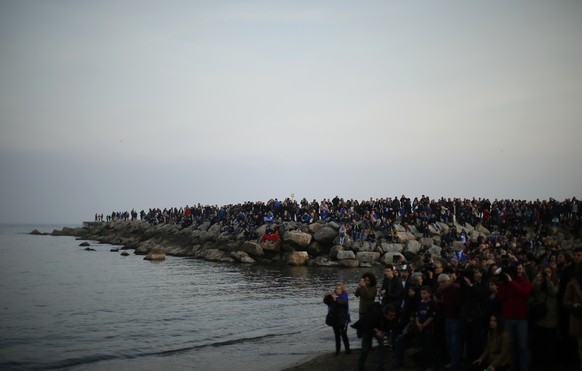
[156,331,301,355]
[33,332,300,370]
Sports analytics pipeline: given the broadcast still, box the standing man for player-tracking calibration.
[497,263,532,371]
[355,272,378,320]
[380,264,403,312]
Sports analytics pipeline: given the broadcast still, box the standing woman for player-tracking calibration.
[324,283,351,355]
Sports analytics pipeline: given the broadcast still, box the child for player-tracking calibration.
[416,285,440,371]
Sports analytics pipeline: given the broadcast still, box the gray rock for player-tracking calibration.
[356,251,381,263]
[397,231,417,243]
[284,230,312,248]
[428,245,442,257]
[380,252,406,265]
[476,224,490,235]
[380,243,404,254]
[339,259,360,268]
[313,226,338,243]
[198,221,210,231]
[286,251,309,266]
[420,238,433,247]
[239,241,264,258]
[336,250,356,260]
[231,251,255,264]
[200,249,224,261]
[308,223,324,234]
[307,241,328,256]
[314,256,339,267]
[207,223,221,236]
[327,221,341,230]
[405,240,422,254]
[329,245,344,260]
[144,248,166,261]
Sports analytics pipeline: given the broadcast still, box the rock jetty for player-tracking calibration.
[46,219,581,267]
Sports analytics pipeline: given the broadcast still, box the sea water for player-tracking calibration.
[0,224,380,370]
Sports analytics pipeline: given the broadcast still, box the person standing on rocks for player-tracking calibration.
[323,283,351,355]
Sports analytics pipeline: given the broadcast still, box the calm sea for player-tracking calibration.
[0,224,381,371]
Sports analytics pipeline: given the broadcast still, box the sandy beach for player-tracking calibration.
[282,348,415,371]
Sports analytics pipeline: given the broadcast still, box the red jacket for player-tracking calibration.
[497,275,532,320]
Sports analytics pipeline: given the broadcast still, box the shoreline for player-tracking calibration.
[280,348,415,371]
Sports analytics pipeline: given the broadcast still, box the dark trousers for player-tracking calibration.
[359,333,385,371]
[419,330,440,371]
[333,324,350,353]
[531,325,556,370]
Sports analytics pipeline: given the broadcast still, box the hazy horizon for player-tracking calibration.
[1,1,581,224]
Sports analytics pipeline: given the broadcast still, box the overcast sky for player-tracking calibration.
[1,1,581,224]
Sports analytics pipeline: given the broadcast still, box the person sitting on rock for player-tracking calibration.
[259,228,279,243]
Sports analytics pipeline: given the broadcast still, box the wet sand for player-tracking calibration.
[281,348,416,371]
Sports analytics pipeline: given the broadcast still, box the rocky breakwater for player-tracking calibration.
[48,220,581,267]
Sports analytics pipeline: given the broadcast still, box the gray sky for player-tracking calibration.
[1,0,581,224]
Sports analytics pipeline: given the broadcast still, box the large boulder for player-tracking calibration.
[405,240,422,255]
[284,230,312,248]
[380,252,406,265]
[476,224,491,235]
[380,243,404,254]
[207,223,221,236]
[329,245,344,260]
[314,256,340,267]
[420,238,433,247]
[327,221,341,230]
[307,241,328,256]
[313,226,338,244]
[353,241,373,253]
[239,241,265,259]
[394,224,406,232]
[397,231,417,243]
[144,247,166,261]
[428,224,441,236]
[200,249,224,261]
[199,230,215,243]
[287,251,309,266]
[231,251,255,264]
[308,223,324,234]
[197,221,210,231]
[408,225,423,239]
[336,250,356,260]
[427,245,442,257]
[356,252,381,264]
[339,259,360,268]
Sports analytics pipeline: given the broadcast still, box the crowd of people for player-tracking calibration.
[99,196,581,247]
[324,248,582,371]
[96,195,581,370]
